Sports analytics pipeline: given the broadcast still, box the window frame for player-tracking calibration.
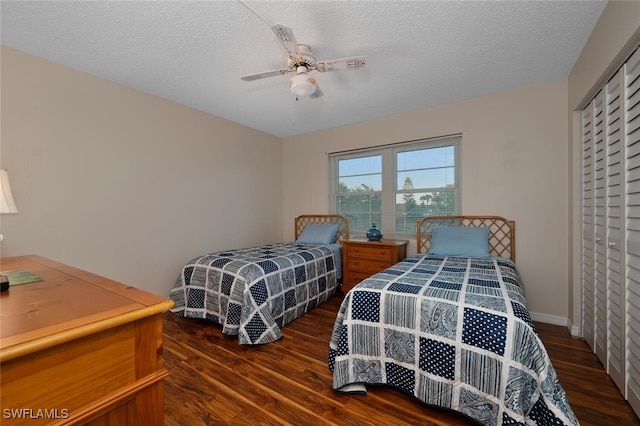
[329,135,461,237]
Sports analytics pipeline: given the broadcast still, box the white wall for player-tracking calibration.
[282,79,571,323]
[0,46,283,297]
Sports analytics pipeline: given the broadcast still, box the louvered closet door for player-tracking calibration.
[606,68,625,390]
[593,90,608,364]
[582,103,595,349]
[582,44,640,419]
[625,46,640,416]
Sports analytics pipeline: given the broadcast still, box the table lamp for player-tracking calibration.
[1,169,18,291]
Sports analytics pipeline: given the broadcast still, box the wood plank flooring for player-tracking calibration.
[163,292,640,425]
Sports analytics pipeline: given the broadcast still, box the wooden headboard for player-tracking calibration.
[295,215,349,243]
[416,215,516,261]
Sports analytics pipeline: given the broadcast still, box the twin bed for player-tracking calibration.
[169,214,577,425]
[328,215,578,426]
[169,214,348,344]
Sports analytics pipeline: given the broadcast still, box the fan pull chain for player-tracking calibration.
[291,98,297,127]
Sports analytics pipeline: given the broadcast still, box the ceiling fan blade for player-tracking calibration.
[310,85,324,99]
[316,56,367,72]
[271,24,302,61]
[241,69,290,81]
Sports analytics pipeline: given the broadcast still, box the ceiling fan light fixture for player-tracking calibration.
[289,67,316,98]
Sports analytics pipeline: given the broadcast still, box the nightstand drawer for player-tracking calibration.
[344,270,375,287]
[341,239,409,292]
[346,244,394,261]
[346,258,394,273]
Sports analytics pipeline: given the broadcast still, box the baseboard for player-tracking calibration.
[529,311,580,336]
[569,322,581,337]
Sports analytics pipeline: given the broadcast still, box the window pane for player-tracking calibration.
[330,137,459,236]
[396,146,455,189]
[337,194,382,231]
[340,175,382,192]
[397,168,455,189]
[338,156,382,192]
[394,191,456,232]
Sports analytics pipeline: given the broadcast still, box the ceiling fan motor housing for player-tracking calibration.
[288,44,316,69]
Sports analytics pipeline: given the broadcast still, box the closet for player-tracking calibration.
[581,45,640,417]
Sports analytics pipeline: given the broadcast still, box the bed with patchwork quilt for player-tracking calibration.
[170,215,348,344]
[328,216,578,425]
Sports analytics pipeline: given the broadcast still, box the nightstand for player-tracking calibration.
[342,238,409,292]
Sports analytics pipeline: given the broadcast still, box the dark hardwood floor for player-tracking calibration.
[163,292,639,425]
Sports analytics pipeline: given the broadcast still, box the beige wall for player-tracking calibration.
[0,46,283,296]
[282,79,571,324]
[5,1,638,325]
[568,1,640,332]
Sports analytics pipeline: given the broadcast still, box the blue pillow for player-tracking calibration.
[296,224,339,244]
[428,226,490,258]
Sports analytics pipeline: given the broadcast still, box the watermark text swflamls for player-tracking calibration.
[3,408,70,419]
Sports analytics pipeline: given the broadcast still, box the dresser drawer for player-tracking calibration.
[346,244,394,261]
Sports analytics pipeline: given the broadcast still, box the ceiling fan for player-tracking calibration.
[240,24,367,100]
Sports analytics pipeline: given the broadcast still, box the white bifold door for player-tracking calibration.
[581,45,640,418]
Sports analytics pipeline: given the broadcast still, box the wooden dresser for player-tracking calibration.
[342,238,409,292]
[0,255,174,425]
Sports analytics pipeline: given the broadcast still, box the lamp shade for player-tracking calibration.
[0,169,18,214]
[289,67,316,98]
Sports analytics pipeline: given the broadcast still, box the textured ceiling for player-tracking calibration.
[1,0,606,138]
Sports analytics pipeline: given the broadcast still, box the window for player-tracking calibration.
[329,136,460,235]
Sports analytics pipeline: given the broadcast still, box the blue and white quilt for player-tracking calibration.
[329,255,578,426]
[170,242,340,344]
